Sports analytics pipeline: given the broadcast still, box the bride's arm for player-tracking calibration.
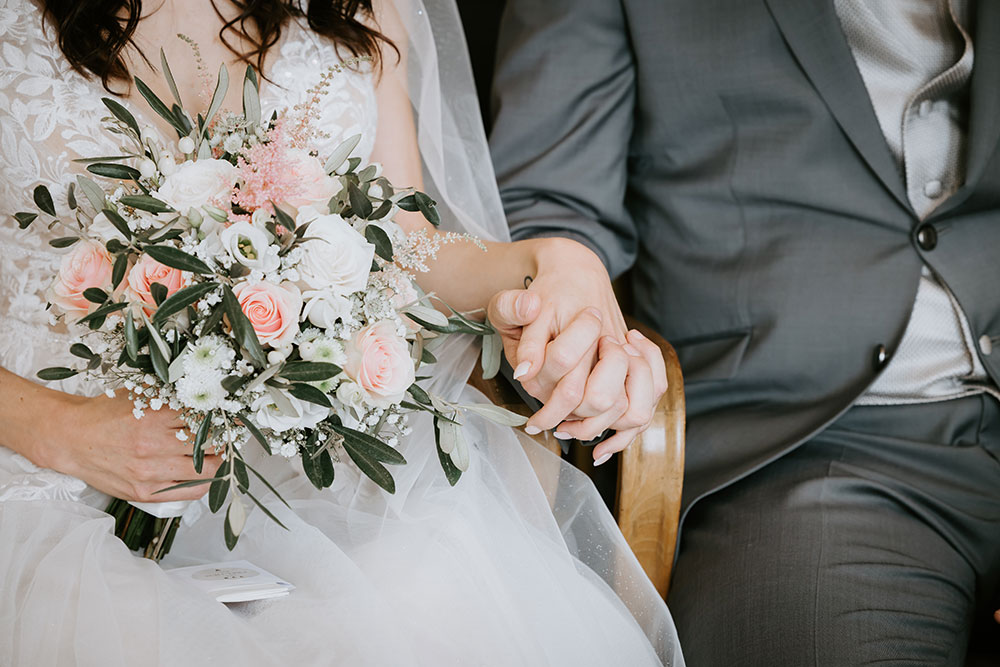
[366,2,667,458]
[0,366,221,501]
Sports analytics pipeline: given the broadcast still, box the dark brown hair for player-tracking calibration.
[41,0,394,91]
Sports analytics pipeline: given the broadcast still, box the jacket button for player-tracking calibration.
[873,344,888,370]
[916,225,938,251]
[980,335,993,356]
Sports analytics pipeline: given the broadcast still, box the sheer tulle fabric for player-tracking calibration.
[0,0,684,664]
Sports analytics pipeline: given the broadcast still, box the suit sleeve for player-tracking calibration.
[489,0,637,278]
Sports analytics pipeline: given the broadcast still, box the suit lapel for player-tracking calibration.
[763,0,912,214]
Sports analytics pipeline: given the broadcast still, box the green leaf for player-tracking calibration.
[150,282,168,306]
[241,489,288,530]
[142,245,214,274]
[271,201,296,232]
[152,281,219,324]
[481,331,502,380]
[102,208,133,240]
[396,194,419,212]
[76,176,107,211]
[134,76,188,137]
[341,438,396,494]
[364,224,393,261]
[324,134,362,173]
[148,333,170,382]
[69,344,94,360]
[221,374,249,395]
[159,49,183,108]
[357,165,377,183]
[14,212,37,229]
[240,458,292,509]
[331,424,406,465]
[433,417,463,486]
[193,411,212,474]
[102,97,140,137]
[87,163,142,180]
[208,459,231,513]
[37,367,79,381]
[347,182,373,219]
[278,361,341,383]
[76,301,128,326]
[414,192,440,226]
[153,478,215,494]
[83,287,108,304]
[461,403,528,427]
[242,65,261,126]
[33,184,56,216]
[202,64,230,137]
[288,382,333,408]
[67,183,77,210]
[200,301,226,335]
[233,456,250,490]
[238,411,270,455]
[222,286,266,366]
[302,446,335,489]
[125,310,139,360]
[369,199,393,220]
[48,236,79,249]
[112,253,129,290]
[119,195,173,214]
[407,383,432,406]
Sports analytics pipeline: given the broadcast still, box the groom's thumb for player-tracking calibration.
[488,290,541,334]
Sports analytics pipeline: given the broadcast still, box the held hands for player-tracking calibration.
[35,393,221,502]
[487,238,668,464]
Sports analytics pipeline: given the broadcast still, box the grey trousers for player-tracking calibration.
[668,396,1000,666]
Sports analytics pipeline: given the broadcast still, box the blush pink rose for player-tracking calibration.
[344,321,416,408]
[232,281,303,347]
[283,149,339,209]
[124,253,187,315]
[46,240,114,320]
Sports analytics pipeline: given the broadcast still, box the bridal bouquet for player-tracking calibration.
[11,53,513,559]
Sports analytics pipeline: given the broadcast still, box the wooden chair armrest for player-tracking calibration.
[615,317,685,598]
[467,318,686,598]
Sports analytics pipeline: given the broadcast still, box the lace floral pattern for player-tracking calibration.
[0,0,377,502]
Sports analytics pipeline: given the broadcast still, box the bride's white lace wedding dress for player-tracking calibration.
[0,2,684,665]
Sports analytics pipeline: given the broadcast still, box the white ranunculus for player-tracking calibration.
[219,221,280,273]
[251,390,330,434]
[295,210,376,294]
[154,158,237,216]
[300,290,354,330]
[335,379,367,416]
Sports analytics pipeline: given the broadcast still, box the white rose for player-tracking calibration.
[295,210,376,294]
[301,290,354,330]
[336,379,367,416]
[219,221,280,273]
[251,390,330,434]
[154,158,237,216]
[88,211,127,244]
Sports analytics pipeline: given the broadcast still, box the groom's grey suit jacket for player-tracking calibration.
[490,0,1000,520]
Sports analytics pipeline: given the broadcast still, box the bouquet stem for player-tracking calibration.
[106,498,180,562]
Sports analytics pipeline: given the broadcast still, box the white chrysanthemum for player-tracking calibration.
[175,370,227,411]
[183,335,235,372]
[299,336,347,365]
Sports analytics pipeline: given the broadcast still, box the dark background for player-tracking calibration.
[455,0,506,131]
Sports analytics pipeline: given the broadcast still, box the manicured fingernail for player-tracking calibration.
[524,425,541,435]
[594,452,613,466]
[512,361,532,379]
[630,329,646,341]
[553,431,572,440]
[515,292,531,319]
[624,344,641,357]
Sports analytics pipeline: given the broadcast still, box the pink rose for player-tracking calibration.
[283,149,339,209]
[232,281,302,347]
[344,321,416,408]
[124,253,187,315]
[46,240,114,320]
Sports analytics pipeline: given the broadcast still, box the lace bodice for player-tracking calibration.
[0,0,377,502]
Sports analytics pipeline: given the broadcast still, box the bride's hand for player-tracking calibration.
[34,393,222,502]
[488,238,668,463]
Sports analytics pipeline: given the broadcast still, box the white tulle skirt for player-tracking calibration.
[0,385,683,666]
